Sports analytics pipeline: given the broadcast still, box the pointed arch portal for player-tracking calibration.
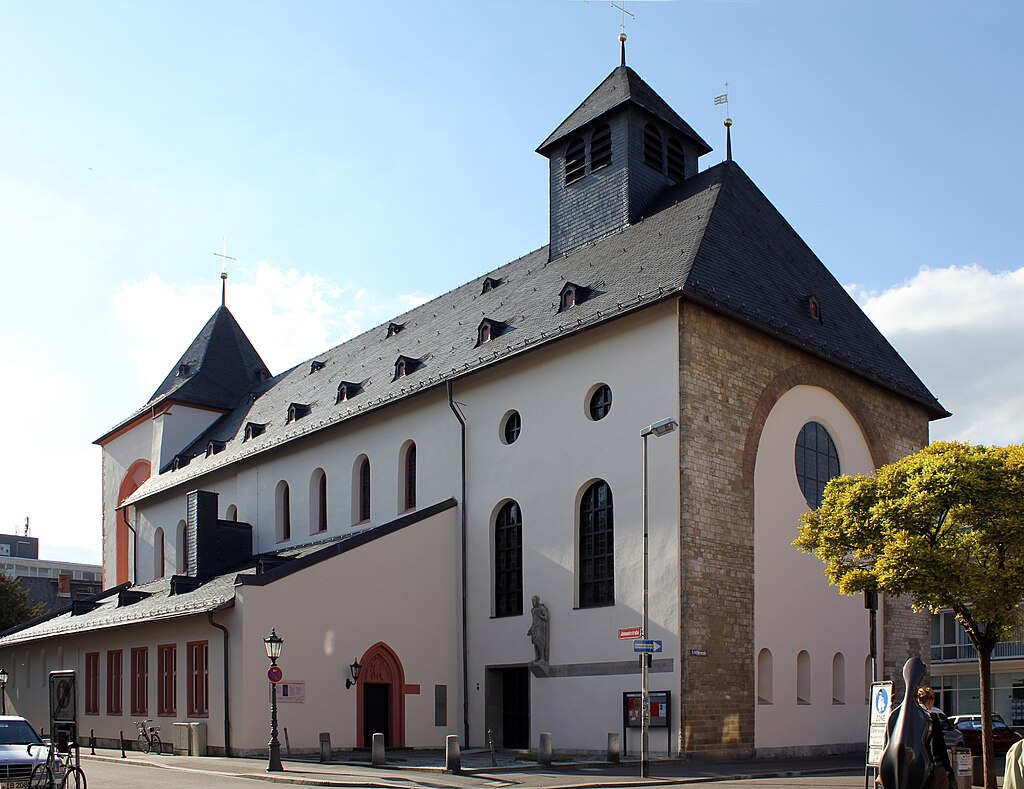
[355,641,408,748]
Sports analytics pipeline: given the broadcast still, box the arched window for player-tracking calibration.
[832,652,846,704]
[276,481,291,542]
[561,286,576,311]
[116,459,151,585]
[153,527,165,579]
[795,421,841,508]
[643,124,663,172]
[226,504,238,522]
[565,137,585,184]
[403,443,417,511]
[590,124,612,170]
[667,138,685,181]
[494,501,523,617]
[309,468,328,534]
[175,519,187,574]
[579,480,614,607]
[353,456,371,523]
[757,648,773,704]
[797,650,811,704]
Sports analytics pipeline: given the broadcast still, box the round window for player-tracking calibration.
[502,411,522,444]
[588,384,612,421]
[795,421,840,508]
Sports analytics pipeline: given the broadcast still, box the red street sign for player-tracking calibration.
[619,627,642,640]
[268,666,283,684]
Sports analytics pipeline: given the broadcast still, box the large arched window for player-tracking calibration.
[757,648,773,704]
[116,459,151,585]
[309,468,328,534]
[494,501,523,618]
[797,650,811,704]
[275,481,291,542]
[832,652,846,704]
[402,442,417,511]
[579,480,614,607]
[353,456,371,524]
[153,527,165,579]
[795,421,841,508]
[175,519,187,574]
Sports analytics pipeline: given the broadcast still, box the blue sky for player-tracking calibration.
[2,1,1022,564]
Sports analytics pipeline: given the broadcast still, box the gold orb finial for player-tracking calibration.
[619,32,627,43]
[221,271,228,281]
[724,117,733,128]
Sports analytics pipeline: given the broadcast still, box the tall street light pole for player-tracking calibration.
[264,628,284,772]
[640,417,677,779]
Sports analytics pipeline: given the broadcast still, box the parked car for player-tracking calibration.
[932,709,965,751]
[0,715,48,786]
[954,718,1023,755]
[950,713,1010,727]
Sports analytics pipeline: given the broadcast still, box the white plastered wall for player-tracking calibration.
[753,384,876,751]
[100,422,154,585]
[151,405,224,472]
[459,303,681,751]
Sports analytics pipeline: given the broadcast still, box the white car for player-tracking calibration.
[0,716,48,789]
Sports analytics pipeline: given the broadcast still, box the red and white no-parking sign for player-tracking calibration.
[268,666,283,684]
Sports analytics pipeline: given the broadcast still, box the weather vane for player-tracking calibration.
[610,2,635,66]
[714,83,733,162]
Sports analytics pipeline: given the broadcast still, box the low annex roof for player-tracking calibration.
[121,160,946,508]
[0,500,456,646]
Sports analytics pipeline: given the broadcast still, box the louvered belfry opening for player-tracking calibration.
[590,124,611,170]
[565,137,586,184]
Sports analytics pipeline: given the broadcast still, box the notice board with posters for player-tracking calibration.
[623,691,671,728]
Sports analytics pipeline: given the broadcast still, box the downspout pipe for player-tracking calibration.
[120,506,138,585]
[447,380,470,747]
[207,612,231,756]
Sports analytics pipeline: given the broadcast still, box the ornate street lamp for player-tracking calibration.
[263,629,284,772]
[345,659,361,690]
[0,666,8,715]
[639,417,677,778]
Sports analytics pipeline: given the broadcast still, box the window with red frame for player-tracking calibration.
[158,644,176,716]
[85,652,99,715]
[106,650,123,715]
[130,647,148,716]
[187,641,209,717]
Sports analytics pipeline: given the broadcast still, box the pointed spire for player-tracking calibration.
[725,117,733,162]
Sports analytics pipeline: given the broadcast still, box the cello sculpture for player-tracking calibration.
[879,656,936,789]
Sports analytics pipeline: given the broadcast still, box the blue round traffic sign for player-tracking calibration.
[268,666,283,684]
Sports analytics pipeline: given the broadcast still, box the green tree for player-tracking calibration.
[794,441,1024,789]
[0,571,44,632]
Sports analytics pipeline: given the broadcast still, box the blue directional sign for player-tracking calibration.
[633,639,663,653]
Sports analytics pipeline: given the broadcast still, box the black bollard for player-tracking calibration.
[488,728,496,767]
[90,729,95,755]
[120,730,126,758]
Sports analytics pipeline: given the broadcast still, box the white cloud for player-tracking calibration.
[851,264,1024,445]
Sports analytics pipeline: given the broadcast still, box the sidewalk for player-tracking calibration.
[81,747,866,788]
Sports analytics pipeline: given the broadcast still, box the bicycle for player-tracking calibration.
[135,719,162,754]
[27,740,87,789]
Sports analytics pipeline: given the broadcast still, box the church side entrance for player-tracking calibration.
[356,642,406,748]
[484,666,530,748]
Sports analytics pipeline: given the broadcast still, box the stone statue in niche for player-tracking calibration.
[527,595,550,665]
[879,656,943,789]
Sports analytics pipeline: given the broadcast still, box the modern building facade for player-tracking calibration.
[0,55,946,758]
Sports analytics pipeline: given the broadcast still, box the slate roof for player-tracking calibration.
[121,160,946,508]
[96,306,271,443]
[0,500,456,646]
[537,65,712,155]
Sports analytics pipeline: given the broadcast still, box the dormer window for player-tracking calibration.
[386,322,404,338]
[479,322,491,344]
[482,277,502,294]
[393,356,422,381]
[560,282,581,311]
[177,363,191,377]
[286,403,311,424]
[310,360,326,374]
[667,138,685,181]
[336,381,362,403]
[205,440,226,458]
[565,137,586,184]
[590,124,612,171]
[172,454,192,471]
[643,123,664,172]
[244,422,267,441]
[808,295,822,322]
[476,318,507,346]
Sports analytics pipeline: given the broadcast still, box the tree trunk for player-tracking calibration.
[978,644,996,789]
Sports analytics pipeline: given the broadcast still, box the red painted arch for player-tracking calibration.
[115,459,151,585]
[355,641,407,748]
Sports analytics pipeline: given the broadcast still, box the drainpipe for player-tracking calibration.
[447,380,470,747]
[120,506,138,585]
[207,612,231,755]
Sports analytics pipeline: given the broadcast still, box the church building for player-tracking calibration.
[0,49,947,759]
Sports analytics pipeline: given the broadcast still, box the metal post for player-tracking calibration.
[268,680,283,771]
[641,430,650,779]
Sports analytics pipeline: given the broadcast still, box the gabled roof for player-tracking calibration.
[537,65,712,155]
[122,160,945,507]
[96,306,271,444]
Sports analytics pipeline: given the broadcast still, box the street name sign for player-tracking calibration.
[619,627,642,640]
